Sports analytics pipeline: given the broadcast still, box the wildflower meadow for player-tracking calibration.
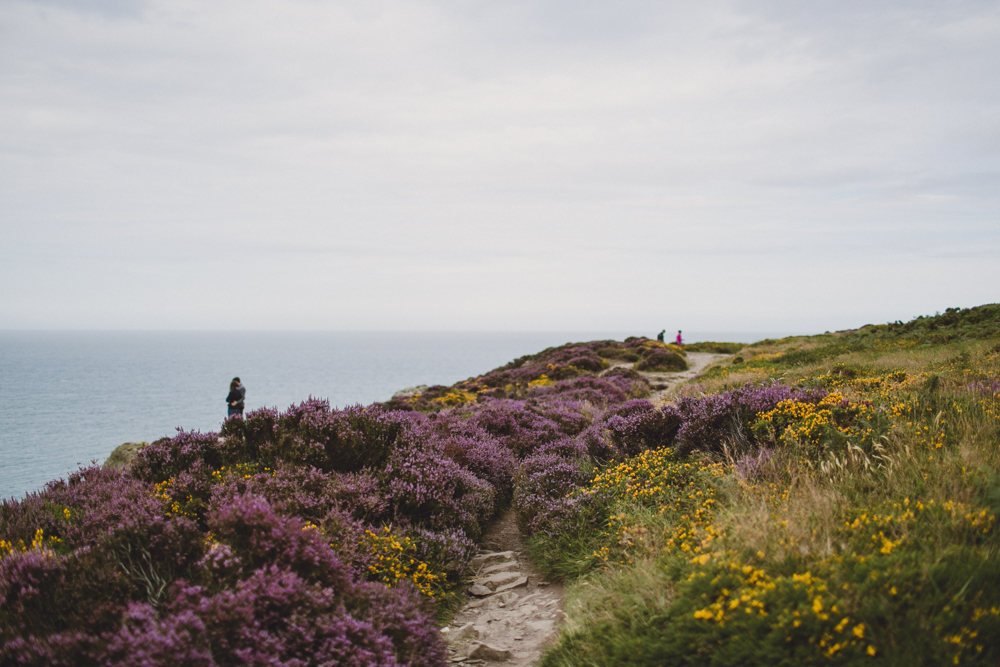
[2,309,999,665]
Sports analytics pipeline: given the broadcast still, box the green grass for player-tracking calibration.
[537,305,1000,666]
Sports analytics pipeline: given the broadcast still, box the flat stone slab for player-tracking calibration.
[470,551,515,567]
[493,576,528,594]
[468,643,513,661]
[446,622,479,643]
[468,584,493,597]
[475,572,522,590]
[480,560,520,575]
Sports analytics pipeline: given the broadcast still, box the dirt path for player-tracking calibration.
[441,352,730,664]
[442,510,566,665]
[611,351,732,402]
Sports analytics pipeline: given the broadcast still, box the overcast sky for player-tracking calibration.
[1,0,997,333]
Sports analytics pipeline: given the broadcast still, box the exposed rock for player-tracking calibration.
[103,442,148,469]
[447,623,479,643]
[493,576,528,594]
[392,385,428,399]
[475,572,521,590]
[481,561,519,575]
[470,551,516,567]
[468,643,513,661]
[468,584,493,597]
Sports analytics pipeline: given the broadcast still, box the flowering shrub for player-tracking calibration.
[513,452,594,532]
[359,527,441,597]
[462,400,564,458]
[671,383,827,455]
[750,391,886,454]
[383,444,495,541]
[528,376,629,407]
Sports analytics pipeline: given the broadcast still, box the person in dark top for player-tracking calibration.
[656,330,665,342]
[226,377,245,419]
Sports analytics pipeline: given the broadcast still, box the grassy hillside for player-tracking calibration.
[533,304,1000,666]
[1,306,997,665]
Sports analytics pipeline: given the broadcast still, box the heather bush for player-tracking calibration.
[382,444,495,541]
[513,452,594,532]
[671,382,827,455]
[202,494,350,589]
[528,376,628,407]
[462,399,564,458]
[429,429,516,505]
[600,366,652,398]
[633,348,687,372]
[131,430,243,484]
[218,400,417,474]
[101,569,446,667]
[578,400,681,462]
[471,341,613,390]
[524,398,596,435]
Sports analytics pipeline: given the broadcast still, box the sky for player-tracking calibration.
[1,0,997,333]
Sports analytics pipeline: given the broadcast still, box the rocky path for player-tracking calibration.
[442,511,565,666]
[441,352,730,665]
[609,351,731,402]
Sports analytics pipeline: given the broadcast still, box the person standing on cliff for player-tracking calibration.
[675,330,683,346]
[656,330,665,342]
[226,377,245,419]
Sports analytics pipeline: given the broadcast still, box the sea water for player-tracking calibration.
[0,330,789,501]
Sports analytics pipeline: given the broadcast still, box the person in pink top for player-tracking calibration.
[675,330,683,346]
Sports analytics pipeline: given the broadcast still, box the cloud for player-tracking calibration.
[0,0,998,331]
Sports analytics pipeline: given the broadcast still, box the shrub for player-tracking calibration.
[634,349,688,372]
[382,444,495,541]
[528,376,629,407]
[131,430,241,484]
[671,383,827,456]
[463,400,563,458]
[514,452,594,532]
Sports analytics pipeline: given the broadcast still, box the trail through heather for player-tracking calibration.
[442,510,566,665]
[622,351,732,402]
[442,351,731,665]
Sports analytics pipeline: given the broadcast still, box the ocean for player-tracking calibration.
[0,330,790,501]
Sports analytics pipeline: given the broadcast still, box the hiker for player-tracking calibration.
[656,329,665,342]
[675,330,683,346]
[226,377,245,419]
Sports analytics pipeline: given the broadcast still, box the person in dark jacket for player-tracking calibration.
[226,377,245,419]
[656,329,665,342]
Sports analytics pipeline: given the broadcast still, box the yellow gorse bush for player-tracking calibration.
[0,528,61,559]
[360,526,441,598]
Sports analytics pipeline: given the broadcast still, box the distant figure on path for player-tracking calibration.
[227,377,245,419]
[675,330,683,346]
[656,330,665,342]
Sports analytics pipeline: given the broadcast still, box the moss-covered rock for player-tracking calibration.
[103,441,148,469]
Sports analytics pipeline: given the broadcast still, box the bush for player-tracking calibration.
[383,444,495,541]
[634,349,688,372]
[671,383,826,456]
[514,452,594,532]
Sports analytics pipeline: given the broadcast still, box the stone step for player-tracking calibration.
[480,561,519,575]
[474,571,522,590]
[470,551,515,567]
[493,576,528,594]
